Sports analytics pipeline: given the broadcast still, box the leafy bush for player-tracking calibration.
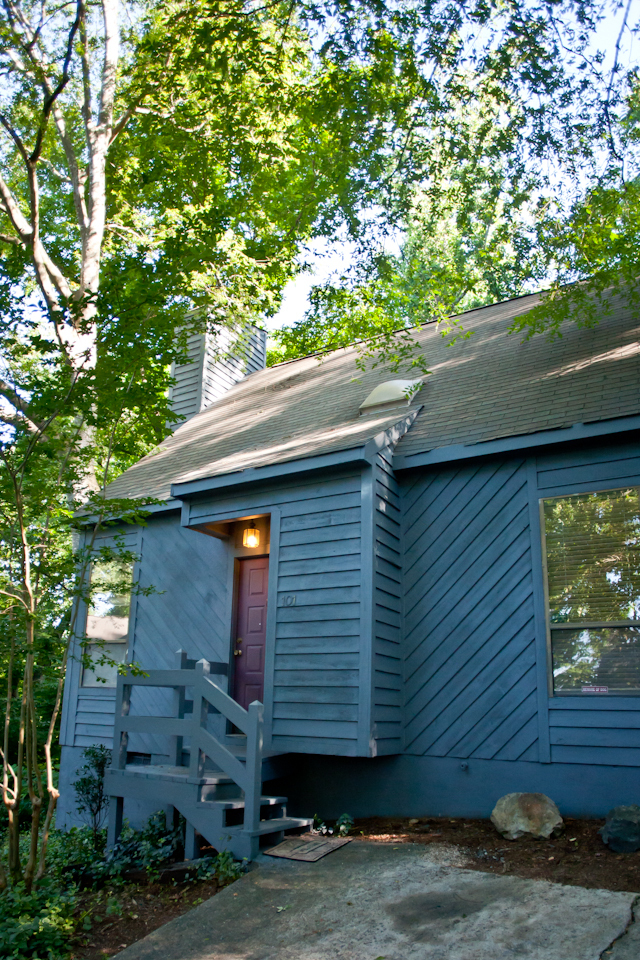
[312,812,354,836]
[104,811,183,880]
[47,826,107,885]
[336,813,354,836]
[0,880,75,960]
[46,812,247,889]
[72,745,112,845]
[192,850,246,886]
[44,812,181,888]
[0,813,246,959]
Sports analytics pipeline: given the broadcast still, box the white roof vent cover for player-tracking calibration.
[359,379,423,414]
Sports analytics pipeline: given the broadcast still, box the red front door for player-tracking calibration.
[232,556,268,710]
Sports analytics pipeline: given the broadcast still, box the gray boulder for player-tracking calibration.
[491,792,564,841]
[600,805,640,853]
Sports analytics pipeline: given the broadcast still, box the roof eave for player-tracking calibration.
[394,413,640,471]
[172,408,421,500]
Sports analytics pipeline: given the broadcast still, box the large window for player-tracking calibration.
[542,487,640,695]
[82,558,133,687]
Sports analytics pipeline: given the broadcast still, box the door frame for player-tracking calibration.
[229,553,270,710]
[219,507,280,751]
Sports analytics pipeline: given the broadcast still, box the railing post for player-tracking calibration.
[189,658,210,779]
[112,672,131,771]
[171,650,188,766]
[243,700,264,837]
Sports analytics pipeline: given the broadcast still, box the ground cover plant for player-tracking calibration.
[0,809,246,959]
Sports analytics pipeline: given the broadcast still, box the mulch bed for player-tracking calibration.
[353,816,640,892]
[70,878,222,959]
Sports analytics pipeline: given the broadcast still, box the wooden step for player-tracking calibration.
[198,795,287,811]
[249,816,313,837]
[111,765,233,786]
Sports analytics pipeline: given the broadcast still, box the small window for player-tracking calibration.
[82,558,133,687]
[542,487,640,695]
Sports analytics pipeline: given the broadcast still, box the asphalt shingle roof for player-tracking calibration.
[106,288,640,502]
[397,288,640,456]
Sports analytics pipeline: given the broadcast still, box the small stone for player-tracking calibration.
[490,792,564,841]
[600,805,640,853]
[408,818,419,825]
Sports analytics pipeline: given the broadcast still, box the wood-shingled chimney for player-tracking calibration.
[168,324,267,429]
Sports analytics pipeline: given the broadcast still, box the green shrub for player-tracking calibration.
[104,811,183,880]
[46,812,182,886]
[72,745,111,846]
[47,826,106,885]
[192,850,246,886]
[0,880,75,960]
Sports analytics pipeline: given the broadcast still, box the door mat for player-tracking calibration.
[264,834,353,861]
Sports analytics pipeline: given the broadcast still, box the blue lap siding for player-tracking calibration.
[183,470,367,756]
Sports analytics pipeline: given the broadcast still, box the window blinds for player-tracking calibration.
[543,487,640,625]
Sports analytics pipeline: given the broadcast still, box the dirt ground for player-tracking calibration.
[353,816,640,892]
[70,817,640,959]
[70,878,222,959]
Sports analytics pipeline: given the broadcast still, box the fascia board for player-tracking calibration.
[76,498,182,527]
[393,414,640,471]
[170,446,372,499]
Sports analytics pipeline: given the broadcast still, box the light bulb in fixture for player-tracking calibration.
[243,522,260,548]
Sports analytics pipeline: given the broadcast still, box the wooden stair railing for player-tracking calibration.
[108,650,264,853]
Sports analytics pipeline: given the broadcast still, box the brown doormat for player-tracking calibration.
[264,834,353,862]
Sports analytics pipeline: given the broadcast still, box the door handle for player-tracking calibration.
[234,649,242,656]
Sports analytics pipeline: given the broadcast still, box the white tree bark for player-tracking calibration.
[0,0,123,360]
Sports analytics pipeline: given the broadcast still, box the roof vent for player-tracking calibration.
[359,379,423,415]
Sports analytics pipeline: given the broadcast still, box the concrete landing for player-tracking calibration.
[114,842,638,960]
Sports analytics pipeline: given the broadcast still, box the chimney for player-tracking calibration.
[168,324,267,429]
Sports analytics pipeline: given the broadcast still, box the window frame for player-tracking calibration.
[81,556,135,689]
[539,485,640,698]
[59,530,142,751]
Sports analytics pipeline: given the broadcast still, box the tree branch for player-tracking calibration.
[0,172,33,241]
[0,409,44,437]
[0,232,22,246]
[29,1,82,165]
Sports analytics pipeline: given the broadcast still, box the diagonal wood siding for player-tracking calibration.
[401,458,539,762]
[372,449,403,754]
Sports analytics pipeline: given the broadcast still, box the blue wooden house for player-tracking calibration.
[58,290,640,858]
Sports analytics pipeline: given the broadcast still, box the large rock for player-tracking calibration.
[600,805,640,853]
[491,792,564,840]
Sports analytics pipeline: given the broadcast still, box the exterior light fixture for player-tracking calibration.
[243,522,260,549]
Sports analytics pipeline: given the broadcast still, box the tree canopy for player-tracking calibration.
[270,0,640,364]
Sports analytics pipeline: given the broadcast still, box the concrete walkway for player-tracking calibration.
[115,842,640,960]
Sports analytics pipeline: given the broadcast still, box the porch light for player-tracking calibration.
[243,522,260,548]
